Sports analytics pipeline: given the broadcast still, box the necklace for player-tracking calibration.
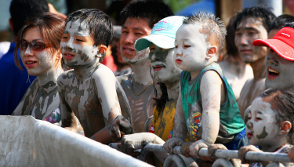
[131,77,153,96]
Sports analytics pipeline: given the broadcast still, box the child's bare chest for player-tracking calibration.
[64,78,100,113]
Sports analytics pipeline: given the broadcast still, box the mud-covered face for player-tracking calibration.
[149,44,181,84]
[120,17,151,64]
[174,24,209,73]
[235,17,268,63]
[246,97,279,146]
[60,20,99,67]
[20,27,57,76]
[265,49,294,89]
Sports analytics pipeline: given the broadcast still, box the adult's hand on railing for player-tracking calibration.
[185,139,214,162]
[238,145,262,164]
[163,137,184,154]
[208,144,228,158]
[208,144,241,167]
[109,115,133,140]
[121,132,164,157]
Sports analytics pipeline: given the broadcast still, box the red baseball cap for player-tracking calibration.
[253,27,294,61]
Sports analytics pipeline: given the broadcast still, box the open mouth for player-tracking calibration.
[25,61,37,67]
[63,52,75,60]
[247,132,253,138]
[240,49,252,54]
[175,59,182,64]
[122,46,134,54]
[267,68,279,80]
[153,66,165,71]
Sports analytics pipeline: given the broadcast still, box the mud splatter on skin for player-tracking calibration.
[238,76,266,119]
[235,17,268,117]
[245,97,286,152]
[172,94,188,140]
[118,17,155,132]
[20,47,54,76]
[120,17,151,65]
[58,63,122,138]
[60,20,100,67]
[147,44,182,140]
[256,126,268,139]
[234,17,268,64]
[123,48,150,65]
[13,27,62,121]
[265,49,294,90]
[149,46,181,85]
[167,22,230,156]
[13,78,61,120]
[218,58,254,101]
[119,74,155,132]
[174,24,215,80]
[115,80,132,124]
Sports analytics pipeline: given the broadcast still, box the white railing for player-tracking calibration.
[0,116,153,167]
[110,143,292,167]
[139,144,292,167]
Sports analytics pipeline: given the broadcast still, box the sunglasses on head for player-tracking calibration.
[20,39,53,51]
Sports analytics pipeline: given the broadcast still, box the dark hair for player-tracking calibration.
[10,0,49,36]
[120,0,174,29]
[284,22,294,29]
[270,14,294,31]
[234,6,276,32]
[183,12,227,56]
[154,82,168,113]
[66,9,113,61]
[259,89,294,144]
[225,14,239,58]
[14,13,65,70]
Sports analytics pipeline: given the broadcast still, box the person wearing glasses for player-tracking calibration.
[12,13,65,125]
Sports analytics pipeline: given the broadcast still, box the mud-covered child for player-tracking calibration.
[163,12,247,162]
[57,9,128,144]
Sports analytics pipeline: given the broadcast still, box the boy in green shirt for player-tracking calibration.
[163,12,247,162]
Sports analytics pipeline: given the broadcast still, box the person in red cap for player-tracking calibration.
[253,26,294,91]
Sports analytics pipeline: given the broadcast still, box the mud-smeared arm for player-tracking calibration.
[91,70,123,144]
[115,79,132,124]
[57,76,77,132]
[187,71,222,159]
[163,87,187,154]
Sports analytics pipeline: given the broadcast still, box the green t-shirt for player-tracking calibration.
[181,63,245,143]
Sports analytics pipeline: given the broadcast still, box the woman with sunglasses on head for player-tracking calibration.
[12,13,65,125]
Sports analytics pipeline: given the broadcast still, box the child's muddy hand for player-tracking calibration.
[163,137,184,154]
[109,115,133,139]
[180,142,193,157]
[188,139,208,159]
[238,145,262,164]
[208,144,228,158]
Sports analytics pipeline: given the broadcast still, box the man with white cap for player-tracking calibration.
[120,16,197,167]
